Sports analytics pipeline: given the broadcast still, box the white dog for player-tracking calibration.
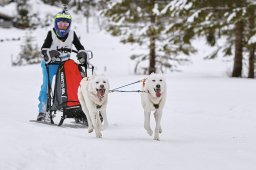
[78,76,109,138]
[141,73,167,140]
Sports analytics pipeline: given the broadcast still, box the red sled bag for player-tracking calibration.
[52,59,83,110]
[64,60,82,107]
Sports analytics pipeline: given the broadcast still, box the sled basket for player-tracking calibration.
[48,59,87,126]
[51,59,82,110]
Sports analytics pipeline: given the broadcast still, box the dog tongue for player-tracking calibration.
[97,89,105,98]
[155,89,161,97]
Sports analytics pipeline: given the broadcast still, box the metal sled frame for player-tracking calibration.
[45,49,94,126]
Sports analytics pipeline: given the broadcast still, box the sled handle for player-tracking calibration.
[57,48,93,60]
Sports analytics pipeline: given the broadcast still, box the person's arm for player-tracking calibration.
[73,32,87,64]
[41,31,52,50]
[73,31,85,51]
[41,31,54,63]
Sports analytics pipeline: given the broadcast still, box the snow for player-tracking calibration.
[248,34,256,45]
[162,0,191,14]
[187,10,200,23]
[227,12,237,23]
[0,3,16,17]
[152,3,160,16]
[0,2,256,170]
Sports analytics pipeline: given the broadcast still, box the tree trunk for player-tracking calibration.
[248,6,255,79]
[148,10,156,74]
[248,47,255,78]
[232,20,244,77]
[73,0,76,6]
[149,35,156,74]
[77,0,81,11]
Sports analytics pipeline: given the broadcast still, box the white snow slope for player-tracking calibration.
[0,2,256,170]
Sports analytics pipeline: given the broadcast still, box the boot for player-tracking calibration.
[37,112,46,121]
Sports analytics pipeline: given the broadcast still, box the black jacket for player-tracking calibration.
[41,28,85,51]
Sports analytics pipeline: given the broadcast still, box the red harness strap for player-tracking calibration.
[142,79,146,87]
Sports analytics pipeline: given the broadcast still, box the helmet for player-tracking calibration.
[54,11,72,38]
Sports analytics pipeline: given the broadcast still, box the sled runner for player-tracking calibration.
[46,48,94,126]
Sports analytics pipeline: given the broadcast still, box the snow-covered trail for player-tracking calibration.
[1,56,256,170]
[0,24,256,170]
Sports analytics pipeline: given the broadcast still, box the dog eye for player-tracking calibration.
[160,79,162,82]
[152,80,155,82]
[103,81,106,83]
[96,81,99,84]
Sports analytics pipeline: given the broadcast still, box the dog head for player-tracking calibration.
[145,73,166,98]
[89,76,110,99]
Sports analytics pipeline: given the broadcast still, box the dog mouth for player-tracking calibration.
[96,88,106,98]
[154,88,161,97]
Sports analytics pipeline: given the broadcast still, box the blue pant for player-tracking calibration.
[38,60,59,113]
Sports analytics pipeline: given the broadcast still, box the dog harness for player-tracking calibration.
[153,104,159,109]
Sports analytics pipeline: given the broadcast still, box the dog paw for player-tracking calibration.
[159,128,162,134]
[153,135,160,141]
[147,129,153,136]
[88,127,93,133]
[96,133,102,138]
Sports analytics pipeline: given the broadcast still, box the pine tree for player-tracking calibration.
[41,0,57,5]
[102,0,195,74]
[214,0,255,78]
[12,32,40,66]
[102,0,255,76]
[247,4,256,78]
[81,0,97,33]
[15,0,30,29]
[186,0,255,78]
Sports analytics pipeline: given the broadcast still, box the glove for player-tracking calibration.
[41,49,60,64]
[77,50,87,64]
[48,50,60,63]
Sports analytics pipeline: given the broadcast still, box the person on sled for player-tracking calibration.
[37,10,87,121]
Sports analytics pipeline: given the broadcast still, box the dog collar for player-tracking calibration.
[150,96,162,109]
[153,104,159,109]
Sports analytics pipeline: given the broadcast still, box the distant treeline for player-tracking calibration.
[5,0,255,78]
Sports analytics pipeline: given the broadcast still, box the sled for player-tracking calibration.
[46,48,94,126]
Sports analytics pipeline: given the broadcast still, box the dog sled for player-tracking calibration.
[46,48,93,126]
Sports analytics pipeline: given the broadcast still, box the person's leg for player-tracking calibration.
[38,60,48,114]
[37,61,59,120]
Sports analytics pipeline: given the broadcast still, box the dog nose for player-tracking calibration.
[156,84,160,88]
[100,84,104,89]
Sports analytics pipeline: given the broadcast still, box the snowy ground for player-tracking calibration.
[1,3,256,170]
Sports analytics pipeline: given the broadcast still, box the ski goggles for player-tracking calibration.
[57,21,70,30]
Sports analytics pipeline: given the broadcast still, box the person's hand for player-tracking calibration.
[41,50,60,64]
[41,50,49,62]
[48,50,60,62]
[77,50,87,64]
